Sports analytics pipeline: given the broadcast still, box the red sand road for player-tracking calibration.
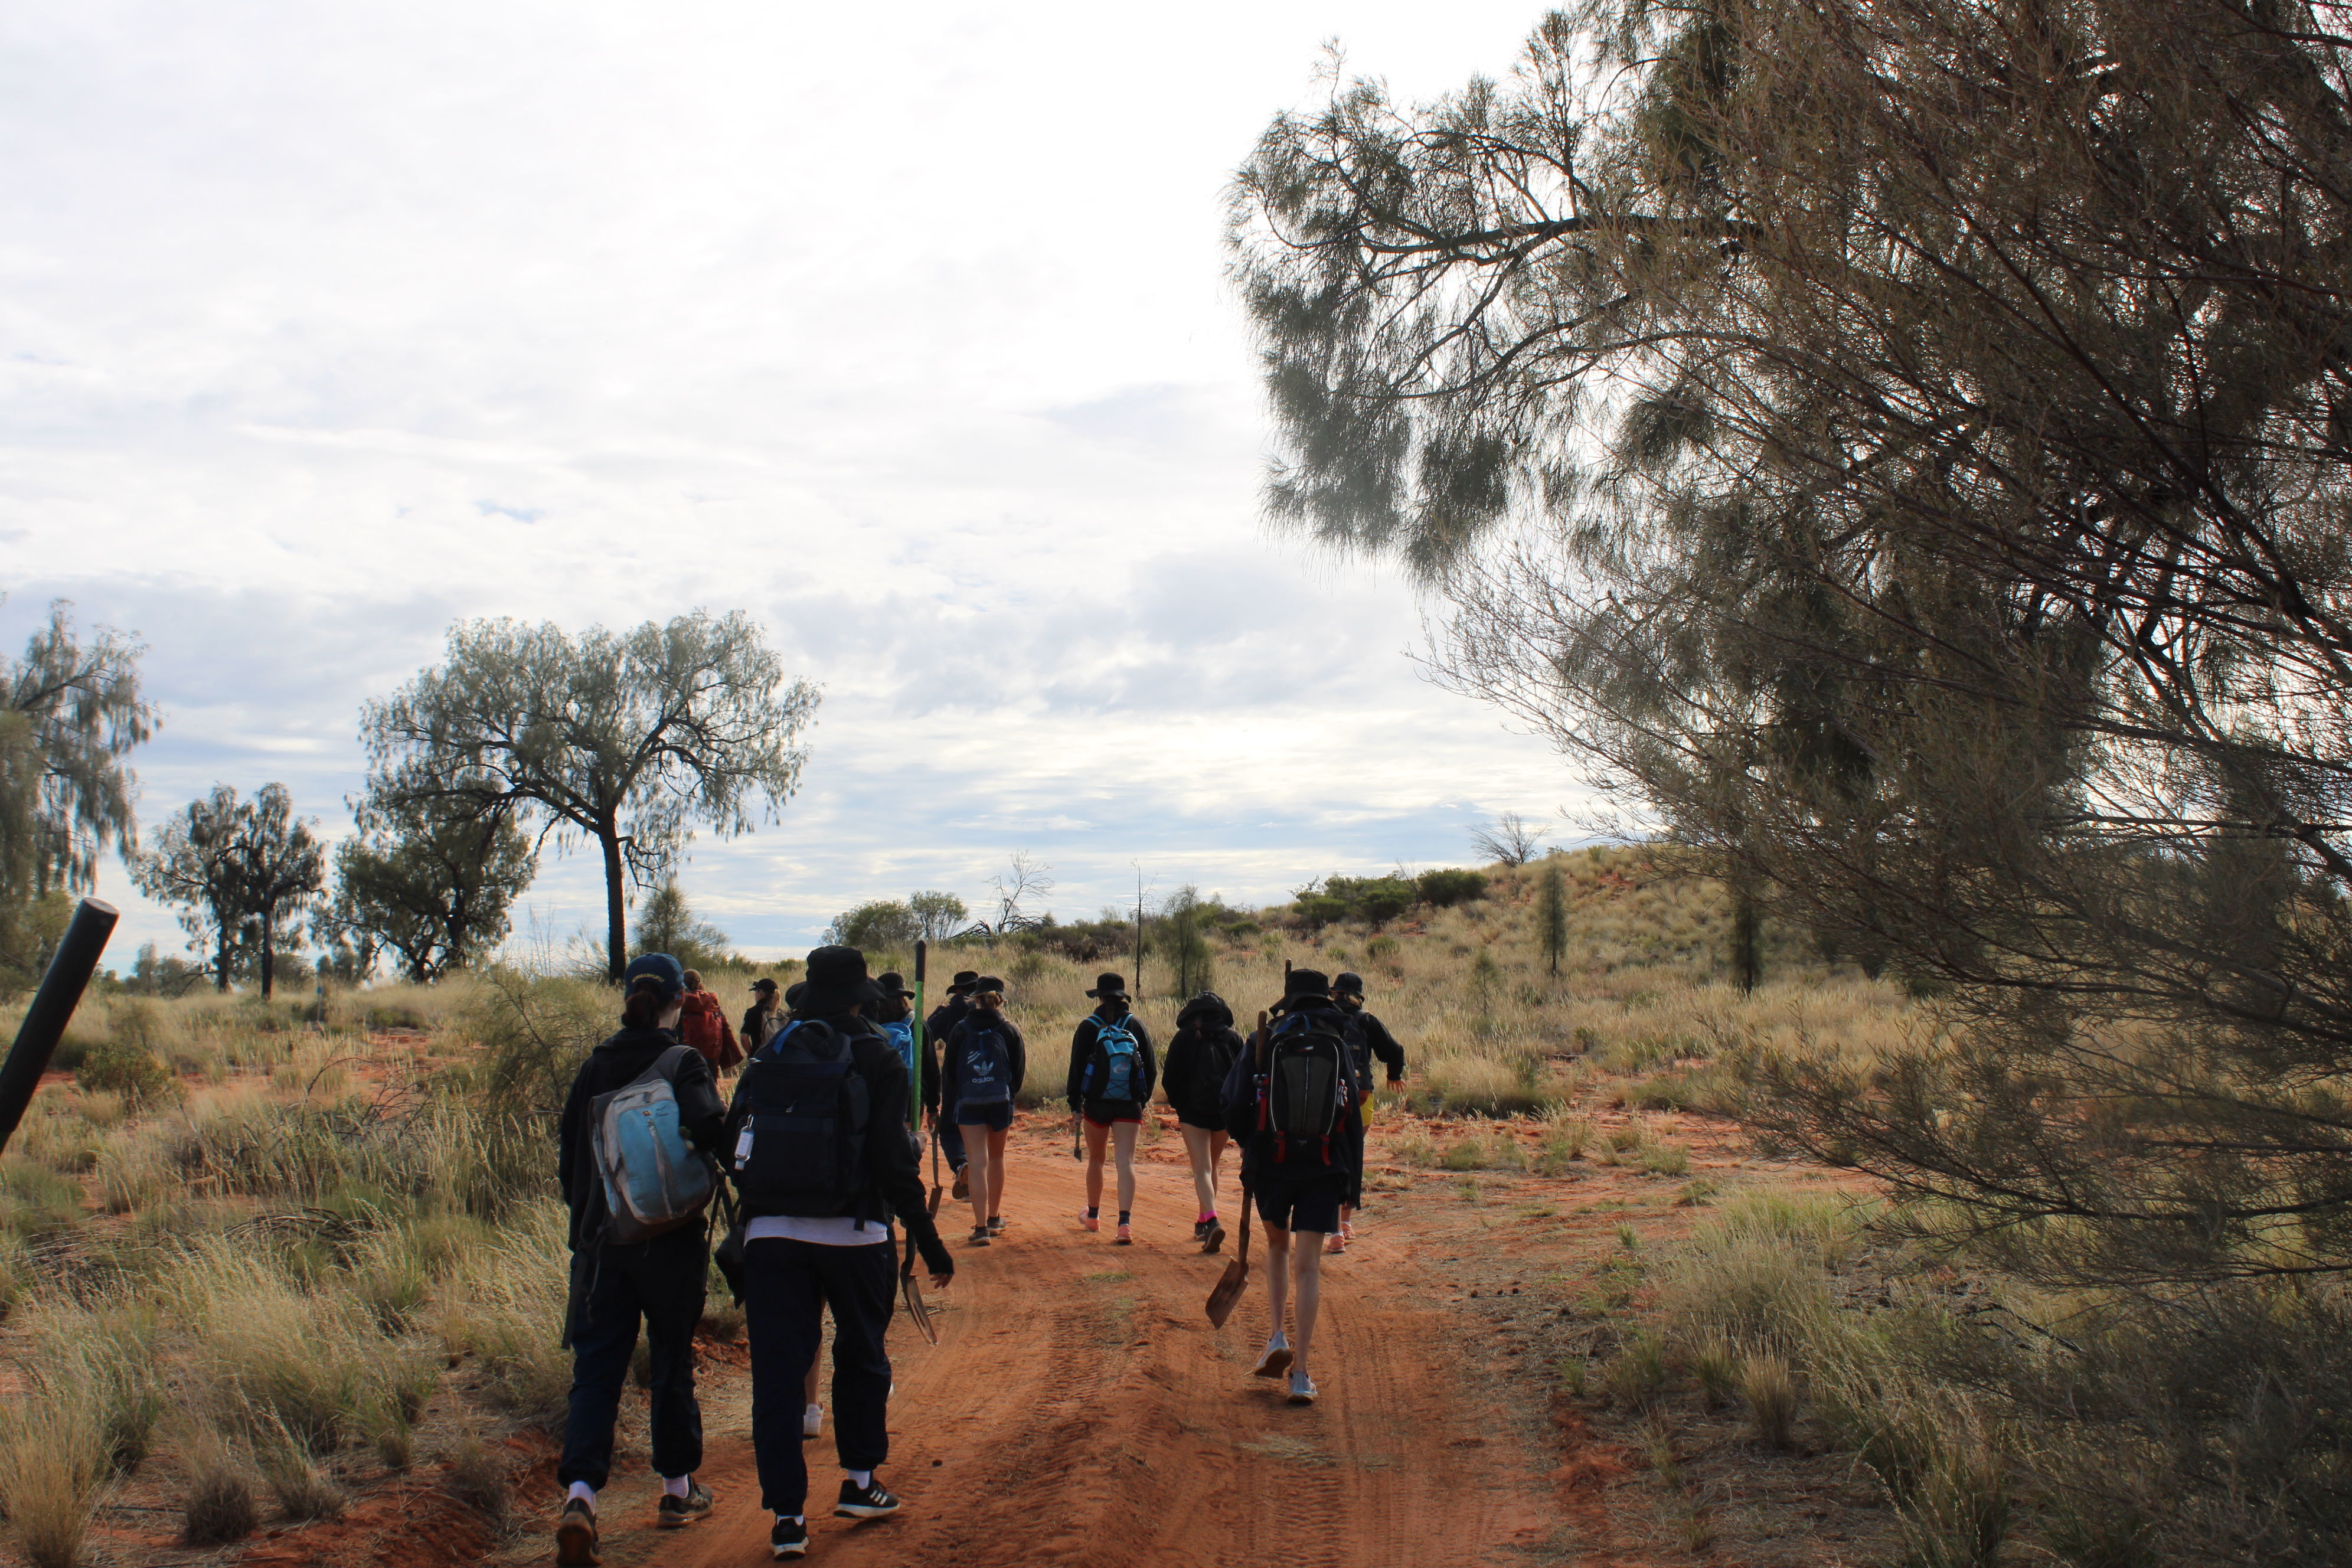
[522,1123,1573,1568]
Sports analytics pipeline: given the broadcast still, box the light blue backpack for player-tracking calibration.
[590,1044,716,1243]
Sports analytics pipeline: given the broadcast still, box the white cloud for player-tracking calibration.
[0,1,1582,965]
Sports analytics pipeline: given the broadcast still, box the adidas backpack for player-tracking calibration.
[957,1023,1013,1106]
[1084,1016,1141,1101]
[1256,1008,1353,1166]
[590,1044,718,1243]
[729,1020,874,1218]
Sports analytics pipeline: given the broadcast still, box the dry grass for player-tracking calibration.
[0,1377,107,1568]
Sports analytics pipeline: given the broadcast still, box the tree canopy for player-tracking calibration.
[132,783,324,997]
[360,611,817,980]
[1234,3,2352,1551]
[322,783,536,983]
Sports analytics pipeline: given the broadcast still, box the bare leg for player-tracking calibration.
[1084,1118,1110,1211]
[985,1126,1010,1218]
[1263,1221,1293,1341]
[1112,1120,1139,1214]
[1181,1124,1217,1216]
[1291,1231,1327,1377]
[960,1125,991,1231]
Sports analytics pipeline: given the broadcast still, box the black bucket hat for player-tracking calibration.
[949,969,980,995]
[1084,972,1128,999]
[1332,971,1366,998]
[875,971,916,999]
[1283,968,1332,1001]
[799,945,883,1013]
[972,975,1008,1000]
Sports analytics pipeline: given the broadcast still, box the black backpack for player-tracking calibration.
[729,1019,874,1217]
[956,1023,1013,1106]
[1255,1008,1353,1167]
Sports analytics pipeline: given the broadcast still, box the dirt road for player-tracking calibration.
[551,1121,1567,1568]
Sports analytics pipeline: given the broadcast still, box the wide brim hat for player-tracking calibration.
[949,970,980,994]
[1283,968,1332,1000]
[1332,971,1366,997]
[1084,972,1129,999]
[874,971,917,999]
[973,975,1008,997]
[799,944,884,1011]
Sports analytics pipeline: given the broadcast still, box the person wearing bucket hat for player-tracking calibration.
[1066,973,1158,1243]
[1329,972,1407,1253]
[866,973,937,1132]
[741,978,785,1054]
[923,972,982,1198]
[939,976,1025,1243]
[1164,992,1244,1249]
[722,945,954,1556]
[554,953,730,1563]
[1217,965,1360,1406]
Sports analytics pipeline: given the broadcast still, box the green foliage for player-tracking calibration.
[1538,857,1568,976]
[0,602,156,910]
[323,784,535,982]
[361,610,818,979]
[131,783,324,998]
[1416,868,1487,907]
[77,1038,175,1106]
[1293,868,1487,929]
[827,898,920,954]
[1158,885,1217,999]
[631,877,734,973]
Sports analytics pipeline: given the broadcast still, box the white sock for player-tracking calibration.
[845,1468,873,1489]
[566,1481,596,1510]
[778,1512,804,1526]
[805,1402,823,1416]
[662,1475,691,1500]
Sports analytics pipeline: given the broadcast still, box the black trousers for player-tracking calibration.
[745,1236,897,1515]
[558,1226,708,1490]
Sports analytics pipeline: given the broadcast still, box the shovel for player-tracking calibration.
[900,1232,939,1345]
[1071,1112,1083,1162]
[1206,1182,1255,1327]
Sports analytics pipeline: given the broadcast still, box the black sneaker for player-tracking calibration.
[556,1498,600,1566]
[656,1479,713,1528]
[1193,1219,1210,1242]
[986,1215,1007,1235]
[1203,1220,1226,1255]
[835,1478,901,1519]
[966,1226,991,1246]
[770,1517,809,1558]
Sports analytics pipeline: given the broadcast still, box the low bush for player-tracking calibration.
[0,1380,106,1568]
[76,1037,177,1105]
[179,1429,260,1546]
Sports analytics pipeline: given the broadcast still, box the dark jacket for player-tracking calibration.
[922,998,969,1121]
[557,1025,729,1254]
[1219,1001,1358,1185]
[1338,1004,1407,1093]
[721,1011,953,1275]
[940,1008,1027,1114]
[1161,993,1242,1126]
[1066,1006,1158,1115]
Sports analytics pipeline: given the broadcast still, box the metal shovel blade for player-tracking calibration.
[901,1243,939,1345]
[1205,1182,1255,1327]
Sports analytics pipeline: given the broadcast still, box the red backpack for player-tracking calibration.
[677,992,740,1069]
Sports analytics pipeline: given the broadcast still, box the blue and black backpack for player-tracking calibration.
[1082,1015,1142,1101]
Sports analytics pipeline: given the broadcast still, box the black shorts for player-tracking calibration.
[1254,1177,1345,1236]
[954,1102,1013,1133]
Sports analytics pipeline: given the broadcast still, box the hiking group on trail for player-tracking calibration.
[551,943,1404,1562]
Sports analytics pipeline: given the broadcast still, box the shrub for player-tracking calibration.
[1605,1329,1671,1409]
[76,1037,176,1105]
[442,1434,512,1527]
[1534,1117,1590,1174]
[259,1430,348,1522]
[179,1430,259,1546]
[0,1382,106,1568]
[1739,1353,1798,1448]
[1639,1141,1691,1177]
[1416,868,1488,907]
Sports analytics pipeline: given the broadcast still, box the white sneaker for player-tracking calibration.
[1252,1334,1293,1379]
[802,1403,824,1439]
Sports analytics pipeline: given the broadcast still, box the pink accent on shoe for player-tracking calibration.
[1080,1209,1100,1231]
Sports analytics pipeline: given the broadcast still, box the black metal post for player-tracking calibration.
[0,897,119,1157]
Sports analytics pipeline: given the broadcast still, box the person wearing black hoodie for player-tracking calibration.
[924,971,979,1198]
[554,953,729,1566]
[1330,971,1407,1255]
[727,945,955,1559]
[1161,992,1242,1250]
[1066,972,1158,1244]
[1220,968,1358,1407]
[939,977,1026,1243]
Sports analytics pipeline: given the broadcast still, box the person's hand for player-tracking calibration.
[930,1270,954,1291]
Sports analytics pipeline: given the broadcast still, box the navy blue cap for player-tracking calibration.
[623,952,687,1001]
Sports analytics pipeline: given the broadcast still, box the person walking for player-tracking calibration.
[1161,992,1242,1250]
[925,971,979,1199]
[726,946,955,1560]
[939,976,1024,1244]
[1221,968,1357,1407]
[1329,971,1406,1253]
[677,969,743,1072]
[554,953,728,1565]
[740,977,785,1054]
[1064,972,1158,1244]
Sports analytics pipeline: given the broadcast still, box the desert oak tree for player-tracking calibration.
[361,612,816,980]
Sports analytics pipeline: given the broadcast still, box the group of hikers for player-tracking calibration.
[551,946,1406,1564]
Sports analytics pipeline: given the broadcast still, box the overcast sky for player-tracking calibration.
[2,2,1581,966]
